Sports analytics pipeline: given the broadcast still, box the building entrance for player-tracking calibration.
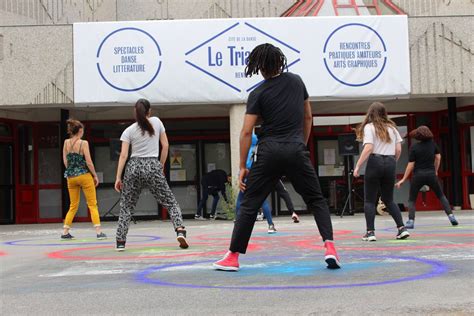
[0,142,14,224]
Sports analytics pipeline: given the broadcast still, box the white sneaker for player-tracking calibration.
[362,231,376,241]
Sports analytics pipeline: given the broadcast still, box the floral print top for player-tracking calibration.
[64,141,89,178]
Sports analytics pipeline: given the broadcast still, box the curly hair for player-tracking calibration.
[409,125,433,141]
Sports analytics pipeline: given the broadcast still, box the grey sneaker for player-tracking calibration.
[97,232,107,240]
[61,233,75,240]
[268,224,277,234]
[396,227,410,239]
[405,219,415,229]
[362,231,376,241]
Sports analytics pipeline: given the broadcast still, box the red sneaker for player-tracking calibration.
[324,241,341,269]
[213,251,240,271]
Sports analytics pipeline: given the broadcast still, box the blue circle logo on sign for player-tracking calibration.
[96,27,162,92]
[323,23,387,87]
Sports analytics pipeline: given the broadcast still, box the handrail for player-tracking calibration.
[310,0,325,16]
[383,0,406,15]
[281,0,305,17]
[283,0,407,16]
[295,0,315,16]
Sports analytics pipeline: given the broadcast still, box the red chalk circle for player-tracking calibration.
[47,242,262,261]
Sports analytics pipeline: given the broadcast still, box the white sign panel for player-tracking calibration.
[73,16,410,105]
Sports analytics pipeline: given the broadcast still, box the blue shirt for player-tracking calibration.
[246,133,259,169]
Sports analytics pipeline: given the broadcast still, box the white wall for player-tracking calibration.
[393,0,474,16]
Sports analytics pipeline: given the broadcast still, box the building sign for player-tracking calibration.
[96,28,162,92]
[323,23,387,87]
[73,16,410,105]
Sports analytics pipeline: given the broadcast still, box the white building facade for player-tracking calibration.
[0,0,473,224]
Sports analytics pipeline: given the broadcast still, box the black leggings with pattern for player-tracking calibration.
[116,157,184,241]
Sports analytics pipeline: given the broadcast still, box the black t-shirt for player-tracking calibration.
[202,169,228,192]
[408,140,440,173]
[246,72,309,144]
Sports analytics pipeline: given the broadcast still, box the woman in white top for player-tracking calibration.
[354,102,409,241]
[114,99,188,251]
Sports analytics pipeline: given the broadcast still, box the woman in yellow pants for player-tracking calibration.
[61,119,106,240]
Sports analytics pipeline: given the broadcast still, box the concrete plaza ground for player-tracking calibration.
[1,211,473,315]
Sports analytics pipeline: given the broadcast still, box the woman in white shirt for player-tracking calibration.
[114,99,188,251]
[354,102,409,241]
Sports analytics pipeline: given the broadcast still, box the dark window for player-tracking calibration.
[18,124,33,185]
[458,111,474,124]
[0,123,11,137]
[89,123,130,139]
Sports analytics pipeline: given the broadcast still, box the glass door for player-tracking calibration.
[203,142,231,212]
[0,143,14,224]
[16,124,36,223]
[203,142,231,174]
[461,123,474,209]
[314,137,347,212]
[167,143,199,216]
[37,123,63,222]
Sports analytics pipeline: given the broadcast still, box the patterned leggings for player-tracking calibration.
[116,157,184,241]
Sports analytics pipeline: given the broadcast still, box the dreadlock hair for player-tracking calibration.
[134,98,155,136]
[245,43,287,78]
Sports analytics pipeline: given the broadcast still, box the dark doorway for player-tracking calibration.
[0,143,14,224]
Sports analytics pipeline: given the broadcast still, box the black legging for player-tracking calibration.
[230,142,333,253]
[364,154,404,231]
[408,171,452,220]
[275,180,295,212]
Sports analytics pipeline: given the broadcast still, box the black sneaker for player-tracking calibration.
[61,233,75,240]
[116,240,126,251]
[396,227,410,239]
[448,214,459,226]
[97,232,107,240]
[177,230,189,249]
[194,214,206,221]
[267,224,277,234]
[362,231,376,241]
[209,214,215,220]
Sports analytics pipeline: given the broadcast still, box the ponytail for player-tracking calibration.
[135,99,154,136]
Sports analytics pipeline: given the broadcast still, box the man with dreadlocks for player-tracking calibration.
[213,43,341,271]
